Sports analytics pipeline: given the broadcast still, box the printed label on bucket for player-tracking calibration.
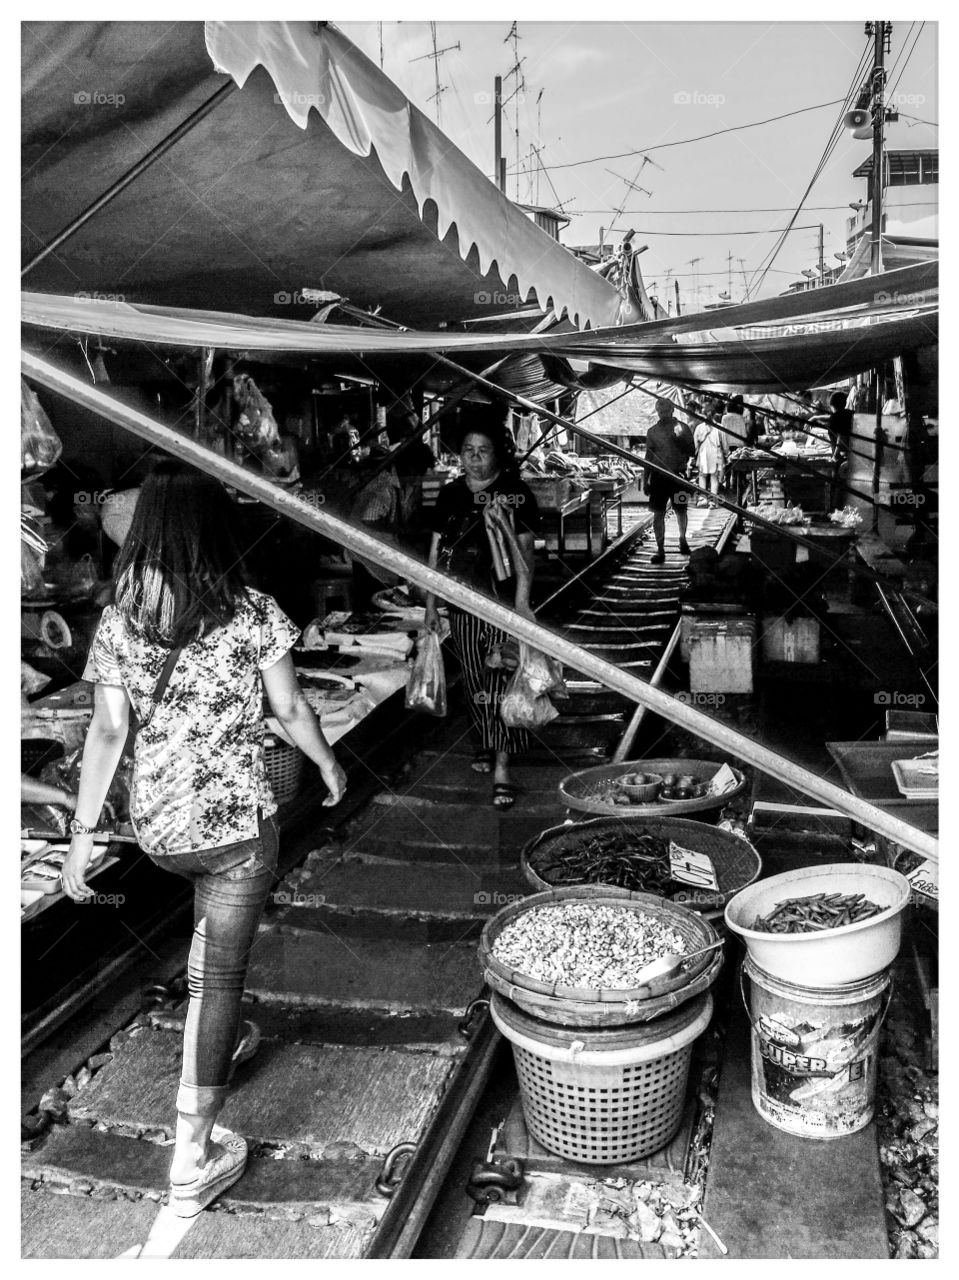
[747,965,889,1140]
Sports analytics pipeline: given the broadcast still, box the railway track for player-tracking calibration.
[22,506,740,1260]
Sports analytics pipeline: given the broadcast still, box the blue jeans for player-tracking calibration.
[148,813,278,1119]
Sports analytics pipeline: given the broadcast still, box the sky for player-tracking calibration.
[338,18,937,308]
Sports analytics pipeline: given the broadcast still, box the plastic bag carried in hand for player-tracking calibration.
[405,631,447,717]
[500,642,567,729]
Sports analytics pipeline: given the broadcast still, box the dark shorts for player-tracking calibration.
[647,479,690,513]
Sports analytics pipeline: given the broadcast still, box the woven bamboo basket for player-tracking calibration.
[478,885,722,1027]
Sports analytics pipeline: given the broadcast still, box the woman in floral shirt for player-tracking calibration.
[60,460,346,1216]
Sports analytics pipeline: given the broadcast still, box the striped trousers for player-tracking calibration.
[448,607,531,757]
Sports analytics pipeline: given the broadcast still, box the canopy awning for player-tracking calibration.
[23,259,937,394]
[22,21,628,332]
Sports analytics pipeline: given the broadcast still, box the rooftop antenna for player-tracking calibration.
[726,250,735,299]
[737,256,750,302]
[503,22,526,200]
[410,21,461,125]
[535,88,544,205]
[687,257,702,310]
[606,163,654,240]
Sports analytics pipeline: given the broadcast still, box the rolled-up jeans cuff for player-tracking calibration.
[176,1080,228,1118]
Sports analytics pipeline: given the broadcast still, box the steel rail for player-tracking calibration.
[20,351,936,859]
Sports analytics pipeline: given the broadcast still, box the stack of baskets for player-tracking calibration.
[478,885,723,1165]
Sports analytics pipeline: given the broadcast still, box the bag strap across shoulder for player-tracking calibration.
[140,644,184,730]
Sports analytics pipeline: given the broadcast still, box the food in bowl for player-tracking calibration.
[491,902,689,989]
[753,892,884,934]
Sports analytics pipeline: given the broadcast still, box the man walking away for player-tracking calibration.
[643,398,696,563]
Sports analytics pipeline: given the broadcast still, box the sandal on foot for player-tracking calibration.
[168,1127,248,1218]
[471,750,494,774]
[492,783,518,809]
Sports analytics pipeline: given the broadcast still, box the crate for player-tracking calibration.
[680,603,750,661]
[762,614,821,664]
[522,476,572,509]
[689,617,756,693]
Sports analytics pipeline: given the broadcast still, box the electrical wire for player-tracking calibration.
[887,22,925,102]
[748,38,873,296]
[505,99,847,174]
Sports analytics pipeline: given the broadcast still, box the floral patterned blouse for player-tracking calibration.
[83,589,299,856]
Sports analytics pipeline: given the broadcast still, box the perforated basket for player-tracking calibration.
[491,990,712,1164]
[264,736,305,805]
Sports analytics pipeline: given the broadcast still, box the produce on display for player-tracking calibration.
[491,901,689,989]
[752,892,884,933]
[531,828,673,893]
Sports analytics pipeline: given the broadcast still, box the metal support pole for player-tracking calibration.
[22,81,237,277]
[21,349,937,861]
[869,21,887,276]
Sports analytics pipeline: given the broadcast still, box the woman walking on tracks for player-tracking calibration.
[60,460,346,1216]
[424,422,540,808]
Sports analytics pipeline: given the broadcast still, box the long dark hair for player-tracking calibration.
[113,459,251,646]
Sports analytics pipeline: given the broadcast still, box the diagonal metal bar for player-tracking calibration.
[21,348,936,861]
[22,81,237,278]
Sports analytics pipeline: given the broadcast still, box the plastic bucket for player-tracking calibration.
[491,990,713,1164]
[725,863,910,985]
[742,957,892,1140]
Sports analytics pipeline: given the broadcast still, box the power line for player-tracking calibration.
[505,98,847,174]
[887,22,925,101]
[569,203,939,215]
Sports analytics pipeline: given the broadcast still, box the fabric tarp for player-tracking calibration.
[23,258,937,392]
[21,21,626,332]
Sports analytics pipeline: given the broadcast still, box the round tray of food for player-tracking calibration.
[559,758,747,819]
[521,814,761,911]
[478,885,723,1024]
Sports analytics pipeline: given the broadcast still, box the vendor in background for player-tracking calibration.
[423,423,540,809]
[38,463,114,601]
[694,401,731,503]
[642,398,695,563]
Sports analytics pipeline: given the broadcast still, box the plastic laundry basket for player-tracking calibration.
[264,735,304,805]
[491,991,712,1164]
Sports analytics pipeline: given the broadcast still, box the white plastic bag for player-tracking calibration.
[405,631,447,717]
[499,642,567,729]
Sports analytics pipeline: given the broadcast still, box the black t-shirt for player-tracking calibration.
[828,408,854,452]
[427,472,541,599]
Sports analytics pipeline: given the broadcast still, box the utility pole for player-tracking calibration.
[378,23,384,69]
[818,224,825,284]
[674,279,682,316]
[726,250,734,298]
[535,88,544,205]
[867,20,891,275]
[493,75,504,191]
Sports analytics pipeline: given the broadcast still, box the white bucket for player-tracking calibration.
[724,863,909,984]
[743,958,892,1140]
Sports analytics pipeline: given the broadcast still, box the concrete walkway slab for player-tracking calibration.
[24,1125,384,1219]
[247,925,484,1013]
[172,1213,373,1259]
[67,1027,457,1156]
[287,848,531,920]
[455,1217,666,1259]
[21,1184,158,1258]
[701,1004,888,1258]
